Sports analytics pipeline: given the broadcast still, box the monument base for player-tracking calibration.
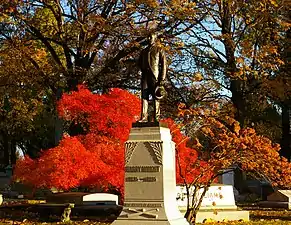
[112,124,189,225]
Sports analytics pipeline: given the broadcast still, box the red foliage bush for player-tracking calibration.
[14,86,140,192]
[14,136,92,190]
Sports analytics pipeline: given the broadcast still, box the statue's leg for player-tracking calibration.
[140,88,149,122]
[140,99,149,122]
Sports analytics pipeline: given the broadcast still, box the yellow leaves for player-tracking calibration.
[201,126,215,137]
[269,0,278,7]
[192,72,203,82]
[174,41,185,48]
[164,0,197,20]
[193,138,203,148]
[224,116,236,126]
[134,0,159,8]
[236,57,244,64]
[233,122,240,135]
[203,218,215,223]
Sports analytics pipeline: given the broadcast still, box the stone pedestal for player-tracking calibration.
[112,123,189,225]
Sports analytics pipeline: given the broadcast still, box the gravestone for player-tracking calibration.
[0,166,12,191]
[46,192,118,205]
[177,185,237,211]
[112,123,189,225]
[219,168,235,186]
[176,185,249,223]
[259,190,291,209]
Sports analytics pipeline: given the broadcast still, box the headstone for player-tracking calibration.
[5,165,13,177]
[259,190,291,209]
[46,192,118,205]
[83,193,118,205]
[176,185,249,223]
[220,168,235,186]
[0,194,3,205]
[176,185,237,210]
[0,169,11,191]
[112,123,189,225]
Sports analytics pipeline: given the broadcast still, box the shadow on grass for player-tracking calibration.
[0,203,120,224]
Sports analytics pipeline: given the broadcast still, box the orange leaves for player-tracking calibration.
[177,102,291,189]
[134,0,159,8]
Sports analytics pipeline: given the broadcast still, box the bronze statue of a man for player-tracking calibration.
[138,33,167,122]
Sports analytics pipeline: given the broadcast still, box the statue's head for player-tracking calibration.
[148,33,157,45]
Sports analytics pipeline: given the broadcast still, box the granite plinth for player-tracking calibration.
[259,190,291,209]
[112,125,189,225]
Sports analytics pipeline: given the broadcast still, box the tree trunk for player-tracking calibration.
[10,139,16,165]
[281,103,291,160]
[230,80,246,127]
[3,133,10,166]
[221,0,246,127]
[185,208,196,224]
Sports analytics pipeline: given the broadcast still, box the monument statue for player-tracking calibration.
[138,33,167,122]
[113,33,190,225]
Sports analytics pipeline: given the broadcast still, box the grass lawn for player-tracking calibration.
[1,205,291,224]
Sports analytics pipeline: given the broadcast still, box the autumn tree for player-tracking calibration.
[265,7,291,160]
[167,0,288,133]
[0,0,213,161]
[0,0,206,92]
[175,103,291,223]
[279,9,291,160]
[0,36,55,165]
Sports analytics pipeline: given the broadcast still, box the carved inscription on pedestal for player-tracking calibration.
[125,165,160,183]
[125,177,157,182]
[125,166,160,173]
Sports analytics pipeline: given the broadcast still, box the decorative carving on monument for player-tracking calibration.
[124,203,163,208]
[122,208,160,219]
[125,142,138,165]
[144,141,163,165]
